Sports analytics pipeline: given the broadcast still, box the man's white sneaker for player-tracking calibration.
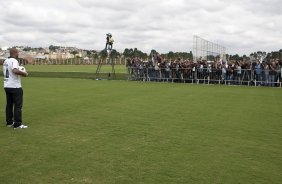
[14,124,28,129]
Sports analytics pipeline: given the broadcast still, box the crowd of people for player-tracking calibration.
[126,55,282,87]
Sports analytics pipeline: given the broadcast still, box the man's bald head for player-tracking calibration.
[10,48,19,58]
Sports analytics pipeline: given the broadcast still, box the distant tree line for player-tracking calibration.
[6,45,282,62]
[47,46,282,61]
[226,50,282,61]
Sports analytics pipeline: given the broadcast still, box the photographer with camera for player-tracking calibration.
[105,33,114,50]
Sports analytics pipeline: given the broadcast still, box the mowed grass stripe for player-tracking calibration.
[0,78,281,184]
[24,64,127,73]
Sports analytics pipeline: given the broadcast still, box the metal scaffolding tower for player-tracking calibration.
[193,35,226,62]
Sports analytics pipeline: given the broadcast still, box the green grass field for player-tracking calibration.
[0,76,282,183]
[15,65,128,80]
[24,64,127,73]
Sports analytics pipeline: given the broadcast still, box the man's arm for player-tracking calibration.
[12,68,28,77]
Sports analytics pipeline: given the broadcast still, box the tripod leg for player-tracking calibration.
[112,62,115,79]
[95,60,103,78]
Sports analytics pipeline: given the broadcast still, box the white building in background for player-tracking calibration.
[48,52,75,60]
[1,46,85,62]
[1,46,9,50]
[0,50,8,59]
[44,53,49,60]
[65,52,74,59]
[49,52,57,60]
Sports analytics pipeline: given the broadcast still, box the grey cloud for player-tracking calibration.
[244,0,282,15]
[0,0,281,55]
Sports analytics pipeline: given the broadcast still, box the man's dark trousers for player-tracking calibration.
[4,88,23,127]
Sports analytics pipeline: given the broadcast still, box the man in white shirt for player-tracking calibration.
[3,48,28,129]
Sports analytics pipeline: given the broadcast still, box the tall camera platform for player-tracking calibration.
[95,48,116,80]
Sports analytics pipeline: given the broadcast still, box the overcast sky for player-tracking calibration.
[0,0,281,55]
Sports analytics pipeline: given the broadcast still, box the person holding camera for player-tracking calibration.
[105,33,114,50]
